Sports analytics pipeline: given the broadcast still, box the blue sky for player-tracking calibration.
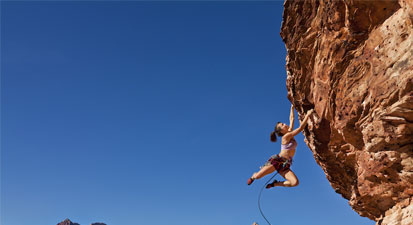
[1,1,374,225]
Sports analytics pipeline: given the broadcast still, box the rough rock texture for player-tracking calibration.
[280,0,413,224]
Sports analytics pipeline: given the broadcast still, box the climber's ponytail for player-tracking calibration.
[270,122,285,142]
[270,131,277,142]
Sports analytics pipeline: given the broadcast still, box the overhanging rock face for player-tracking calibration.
[280,0,413,224]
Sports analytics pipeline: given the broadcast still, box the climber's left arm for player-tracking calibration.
[289,104,295,132]
[284,109,314,139]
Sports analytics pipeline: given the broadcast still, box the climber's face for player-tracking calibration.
[277,123,289,134]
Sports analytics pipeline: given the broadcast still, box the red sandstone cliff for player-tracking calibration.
[280,0,413,224]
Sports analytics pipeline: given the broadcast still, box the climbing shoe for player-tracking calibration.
[266,180,280,189]
[247,177,255,185]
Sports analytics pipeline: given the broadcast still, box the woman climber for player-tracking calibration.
[247,104,314,188]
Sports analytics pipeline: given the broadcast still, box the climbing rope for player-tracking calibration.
[257,172,279,225]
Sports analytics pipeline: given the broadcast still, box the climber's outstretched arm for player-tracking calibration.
[288,104,295,132]
[284,109,314,139]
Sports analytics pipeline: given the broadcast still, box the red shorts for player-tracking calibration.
[263,154,292,173]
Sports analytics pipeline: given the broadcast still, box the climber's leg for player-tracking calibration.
[253,164,276,179]
[248,164,276,185]
[277,169,299,187]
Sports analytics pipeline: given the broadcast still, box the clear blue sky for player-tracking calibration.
[1,1,374,225]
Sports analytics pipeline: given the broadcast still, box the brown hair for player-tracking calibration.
[270,122,284,142]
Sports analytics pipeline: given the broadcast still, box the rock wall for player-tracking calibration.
[280,0,413,224]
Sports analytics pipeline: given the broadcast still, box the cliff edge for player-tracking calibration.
[280,0,413,224]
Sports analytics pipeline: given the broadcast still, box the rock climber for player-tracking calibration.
[247,104,314,188]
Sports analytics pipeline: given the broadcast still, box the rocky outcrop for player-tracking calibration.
[280,0,413,224]
[57,219,80,225]
[57,219,106,225]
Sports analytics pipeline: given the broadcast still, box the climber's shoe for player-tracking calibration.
[266,180,280,189]
[247,177,255,185]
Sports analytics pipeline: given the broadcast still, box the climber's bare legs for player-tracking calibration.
[273,169,299,187]
[251,165,275,179]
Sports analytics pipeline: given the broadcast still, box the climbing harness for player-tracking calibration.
[282,157,292,168]
[257,171,279,225]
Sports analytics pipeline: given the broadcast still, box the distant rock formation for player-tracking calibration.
[57,219,80,225]
[280,0,413,225]
[57,219,106,225]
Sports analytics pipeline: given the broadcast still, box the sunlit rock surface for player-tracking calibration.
[280,0,413,224]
